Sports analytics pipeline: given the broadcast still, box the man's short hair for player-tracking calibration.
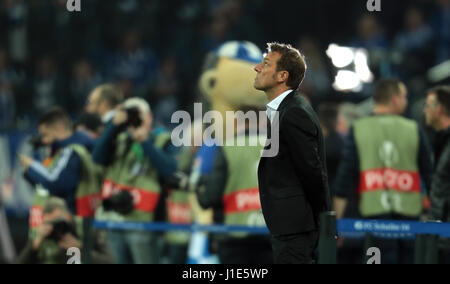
[373,78,404,105]
[38,107,71,129]
[267,42,307,90]
[429,85,450,116]
[97,84,123,109]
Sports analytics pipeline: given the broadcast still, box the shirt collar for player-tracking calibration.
[266,89,294,111]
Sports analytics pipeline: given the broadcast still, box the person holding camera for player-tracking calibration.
[19,107,102,264]
[93,97,178,264]
[18,198,81,264]
[19,107,101,220]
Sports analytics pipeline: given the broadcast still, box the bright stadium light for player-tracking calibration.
[333,70,363,92]
[354,49,374,83]
[327,43,374,92]
[326,44,354,68]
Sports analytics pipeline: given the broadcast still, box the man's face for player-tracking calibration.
[38,124,58,146]
[254,52,282,91]
[425,93,439,128]
[393,83,408,114]
[86,88,101,114]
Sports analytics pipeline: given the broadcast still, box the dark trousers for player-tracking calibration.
[218,236,273,264]
[271,231,319,264]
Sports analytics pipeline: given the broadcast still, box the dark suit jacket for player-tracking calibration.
[258,91,331,236]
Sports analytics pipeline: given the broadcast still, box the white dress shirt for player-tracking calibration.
[266,89,293,124]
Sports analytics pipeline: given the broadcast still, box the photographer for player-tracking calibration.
[93,98,178,264]
[18,198,80,264]
[19,107,100,218]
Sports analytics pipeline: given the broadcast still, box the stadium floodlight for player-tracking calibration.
[326,44,354,68]
[354,50,374,83]
[333,70,363,92]
[327,44,374,92]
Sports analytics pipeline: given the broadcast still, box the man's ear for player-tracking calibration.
[199,70,218,100]
[277,71,289,84]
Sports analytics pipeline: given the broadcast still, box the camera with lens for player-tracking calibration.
[165,172,190,191]
[29,134,45,150]
[164,171,208,193]
[123,107,143,128]
[102,190,135,215]
[46,219,76,242]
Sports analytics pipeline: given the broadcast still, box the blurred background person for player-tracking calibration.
[424,85,450,264]
[160,146,195,264]
[18,106,101,261]
[18,195,114,264]
[92,98,178,264]
[17,197,80,264]
[19,107,97,215]
[426,86,450,222]
[334,79,434,264]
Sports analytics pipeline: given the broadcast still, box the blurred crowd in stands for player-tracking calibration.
[0,0,448,130]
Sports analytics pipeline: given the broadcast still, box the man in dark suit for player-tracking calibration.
[254,42,331,264]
